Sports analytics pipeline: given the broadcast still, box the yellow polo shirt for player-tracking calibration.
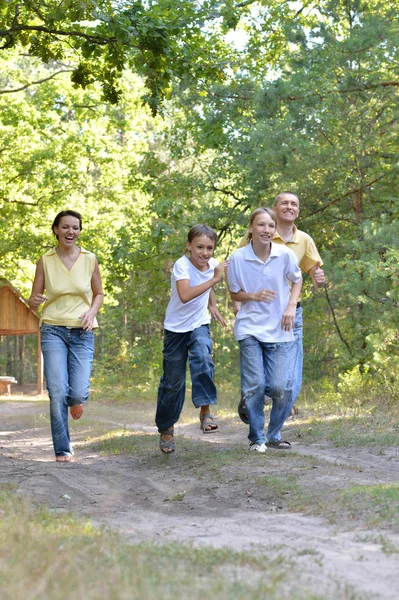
[273,226,322,274]
[41,248,98,328]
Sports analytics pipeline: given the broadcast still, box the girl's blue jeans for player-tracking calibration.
[156,325,217,432]
[41,324,94,457]
[239,336,297,444]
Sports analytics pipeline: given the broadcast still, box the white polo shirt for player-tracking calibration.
[164,255,218,333]
[228,243,301,342]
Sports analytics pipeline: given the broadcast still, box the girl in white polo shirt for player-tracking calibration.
[155,225,228,454]
[228,208,302,452]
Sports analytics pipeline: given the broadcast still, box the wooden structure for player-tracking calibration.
[0,278,43,394]
[0,376,18,394]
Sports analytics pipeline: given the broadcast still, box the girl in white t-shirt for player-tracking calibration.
[228,208,302,453]
[156,225,228,454]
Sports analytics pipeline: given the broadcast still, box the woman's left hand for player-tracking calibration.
[79,310,96,331]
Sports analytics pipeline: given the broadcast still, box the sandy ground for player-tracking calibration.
[1,395,399,599]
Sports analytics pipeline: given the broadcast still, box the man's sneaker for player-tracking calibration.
[249,442,267,453]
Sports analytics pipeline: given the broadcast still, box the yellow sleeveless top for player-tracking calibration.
[41,248,98,328]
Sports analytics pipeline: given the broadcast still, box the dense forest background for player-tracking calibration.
[1,0,398,400]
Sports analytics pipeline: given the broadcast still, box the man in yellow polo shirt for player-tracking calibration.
[272,192,324,424]
[236,191,325,443]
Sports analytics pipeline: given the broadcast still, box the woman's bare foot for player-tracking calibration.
[55,455,72,463]
[70,404,84,420]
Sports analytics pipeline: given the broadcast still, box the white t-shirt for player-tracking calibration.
[164,255,218,333]
[228,243,301,343]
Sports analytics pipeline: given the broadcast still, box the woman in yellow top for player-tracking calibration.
[29,210,104,463]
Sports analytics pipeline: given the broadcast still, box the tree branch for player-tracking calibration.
[324,288,353,355]
[284,81,399,102]
[303,175,386,218]
[0,69,73,94]
[363,290,399,309]
[0,24,124,46]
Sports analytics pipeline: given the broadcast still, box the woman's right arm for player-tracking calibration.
[28,258,48,310]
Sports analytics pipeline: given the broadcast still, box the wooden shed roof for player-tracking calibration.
[0,278,39,335]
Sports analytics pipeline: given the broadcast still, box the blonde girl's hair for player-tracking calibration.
[239,207,277,247]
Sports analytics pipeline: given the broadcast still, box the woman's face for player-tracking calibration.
[249,212,276,246]
[54,216,81,247]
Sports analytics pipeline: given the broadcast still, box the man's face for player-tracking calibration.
[274,194,300,224]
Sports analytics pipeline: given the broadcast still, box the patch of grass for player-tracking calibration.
[294,412,399,447]
[336,484,399,530]
[355,533,399,555]
[90,378,158,405]
[259,474,303,497]
[256,471,399,534]
[0,485,291,600]
[79,429,156,455]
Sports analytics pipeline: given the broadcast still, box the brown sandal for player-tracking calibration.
[200,413,219,434]
[159,427,175,454]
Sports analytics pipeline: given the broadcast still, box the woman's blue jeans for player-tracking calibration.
[239,336,297,444]
[156,325,217,432]
[41,324,94,457]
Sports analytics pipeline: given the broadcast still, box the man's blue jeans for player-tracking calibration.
[41,324,94,457]
[284,305,303,420]
[239,336,297,444]
[156,325,217,432]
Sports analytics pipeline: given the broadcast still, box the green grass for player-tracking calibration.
[257,472,399,533]
[0,485,292,600]
[337,484,399,530]
[294,412,399,447]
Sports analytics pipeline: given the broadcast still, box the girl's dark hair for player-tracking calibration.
[52,210,83,238]
[187,224,217,244]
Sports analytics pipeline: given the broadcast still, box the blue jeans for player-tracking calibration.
[156,325,217,432]
[284,305,303,419]
[41,324,94,457]
[239,336,297,444]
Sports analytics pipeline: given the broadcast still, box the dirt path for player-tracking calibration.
[1,398,399,599]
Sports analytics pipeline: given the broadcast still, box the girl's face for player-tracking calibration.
[249,212,276,247]
[186,235,215,271]
[54,216,81,248]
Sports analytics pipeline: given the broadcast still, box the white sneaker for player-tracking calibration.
[249,442,267,453]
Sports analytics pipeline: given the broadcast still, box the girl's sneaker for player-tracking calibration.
[249,442,267,453]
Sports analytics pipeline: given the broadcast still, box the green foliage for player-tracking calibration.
[1,0,399,389]
[0,0,240,112]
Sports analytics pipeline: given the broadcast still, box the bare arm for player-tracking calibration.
[28,258,47,310]
[79,261,104,330]
[281,278,302,331]
[176,261,229,304]
[208,289,227,327]
[229,288,278,304]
